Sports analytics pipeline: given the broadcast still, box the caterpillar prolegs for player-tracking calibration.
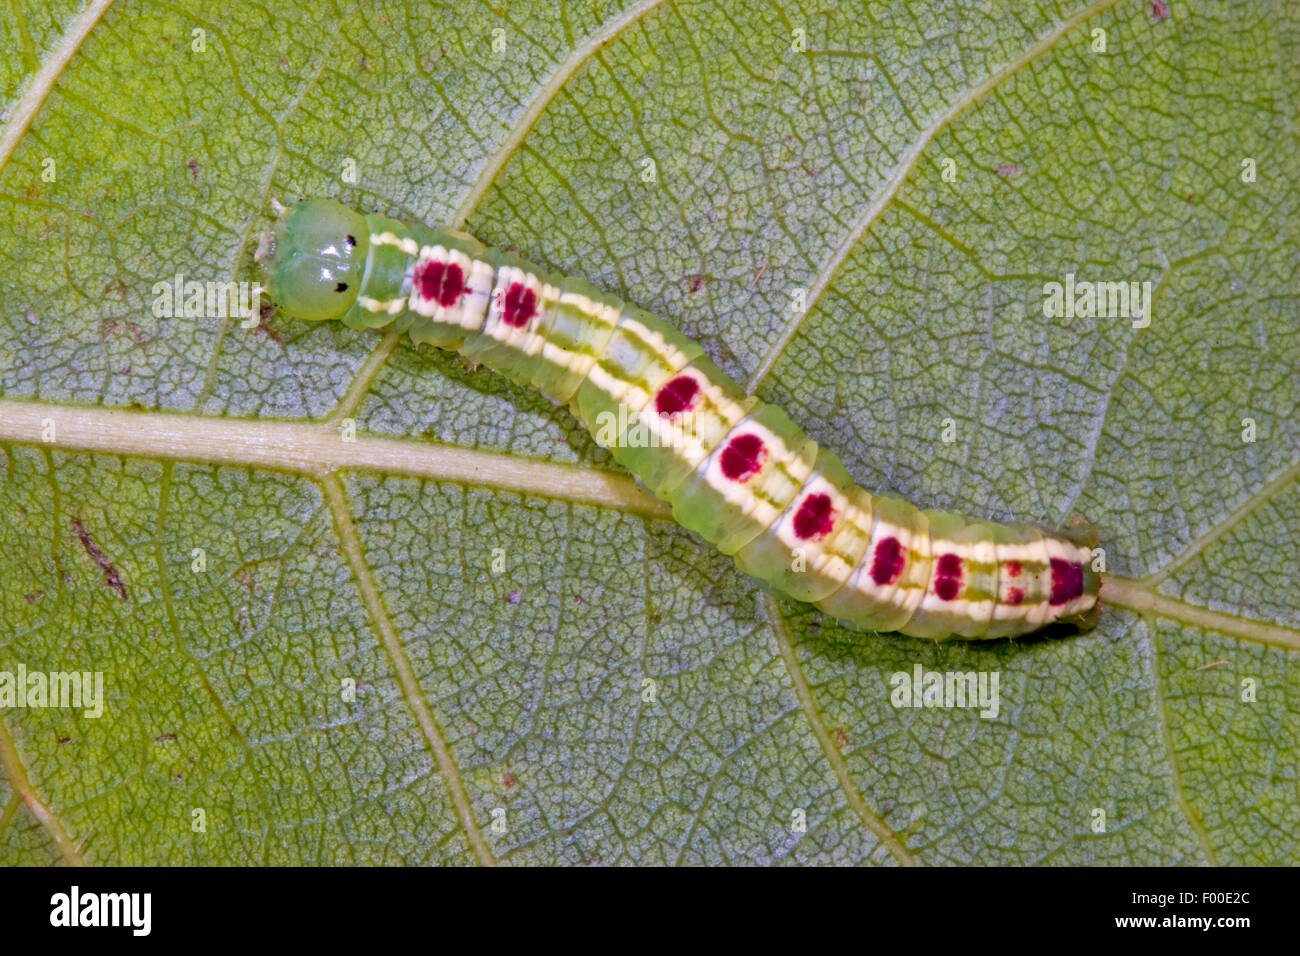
[262,199,1102,640]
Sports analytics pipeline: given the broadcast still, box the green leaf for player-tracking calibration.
[1,0,1297,865]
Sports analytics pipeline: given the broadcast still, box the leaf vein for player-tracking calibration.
[762,596,918,866]
[0,716,85,865]
[0,0,116,177]
[320,475,497,865]
[745,0,1125,392]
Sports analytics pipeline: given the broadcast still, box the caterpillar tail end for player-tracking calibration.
[1058,514,1103,633]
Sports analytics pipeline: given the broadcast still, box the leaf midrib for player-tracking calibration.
[3,397,1298,651]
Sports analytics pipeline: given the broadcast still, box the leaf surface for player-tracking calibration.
[1,0,1297,865]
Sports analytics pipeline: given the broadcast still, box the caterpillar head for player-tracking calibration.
[262,199,370,321]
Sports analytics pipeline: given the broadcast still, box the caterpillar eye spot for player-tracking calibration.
[335,282,348,292]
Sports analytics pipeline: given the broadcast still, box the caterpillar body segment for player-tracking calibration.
[264,199,1102,640]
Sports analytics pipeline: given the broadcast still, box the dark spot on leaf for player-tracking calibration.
[251,323,286,347]
[58,736,71,745]
[187,158,201,186]
[1150,0,1169,20]
[156,733,177,743]
[833,728,850,750]
[501,771,517,790]
[71,517,128,600]
[687,274,707,293]
[335,282,348,292]
[996,164,1022,177]
[506,590,520,605]
[100,318,147,344]
[24,591,43,605]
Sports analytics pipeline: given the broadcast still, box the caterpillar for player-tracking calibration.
[261,199,1101,640]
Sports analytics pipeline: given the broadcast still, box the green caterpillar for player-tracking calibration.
[261,198,1101,640]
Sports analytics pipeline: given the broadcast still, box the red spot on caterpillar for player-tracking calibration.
[792,493,835,541]
[1006,587,1024,606]
[936,553,962,577]
[416,260,465,307]
[719,433,766,482]
[1005,560,1022,578]
[502,281,538,328]
[1049,558,1084,605]
[934,552,964,601]
[654,375,700,417]
[869,536,905,586]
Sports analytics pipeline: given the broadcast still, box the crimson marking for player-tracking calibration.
[416,260,466,307]
[791,493,835,541]
[1005,560,1022,578]
[1049,558,1084,605]
[719,434,765,482]
[869,537,905,586]
[502,281,538,328]
[655,375,700,418]
[934,552,964,602]
[1006,587,1025,605]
